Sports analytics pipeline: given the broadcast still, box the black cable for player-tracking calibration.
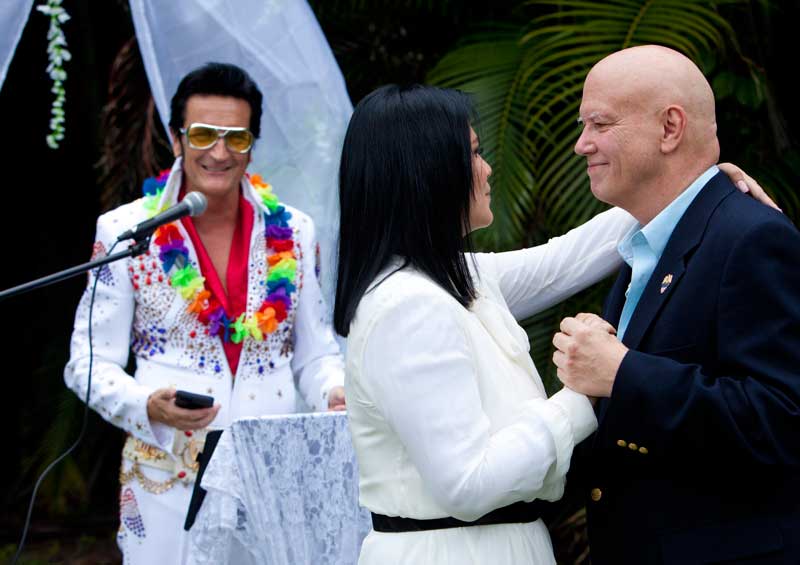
[12,239,120,564]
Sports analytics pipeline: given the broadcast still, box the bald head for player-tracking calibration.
[575,45,721,223]
[586,45,716,124]
[588,45,717,145]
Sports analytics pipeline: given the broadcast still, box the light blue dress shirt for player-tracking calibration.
[616,165,719,339]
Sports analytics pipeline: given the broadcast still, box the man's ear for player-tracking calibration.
[171,129,183,158]
[660,105,687,154]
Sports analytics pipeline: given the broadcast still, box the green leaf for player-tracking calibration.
[713,70,737,99]
[734,74,763,108]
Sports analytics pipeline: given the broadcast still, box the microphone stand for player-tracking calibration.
[0,238,150,301]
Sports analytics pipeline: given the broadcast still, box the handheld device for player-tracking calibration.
[175,390,214,410]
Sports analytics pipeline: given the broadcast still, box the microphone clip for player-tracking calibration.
[128,237,151,257]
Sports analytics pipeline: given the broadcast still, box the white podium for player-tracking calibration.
[187,412,371,565]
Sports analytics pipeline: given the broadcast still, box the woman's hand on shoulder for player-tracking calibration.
[718,162,781,212]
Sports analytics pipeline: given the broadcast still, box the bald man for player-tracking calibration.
[553,45,800,564]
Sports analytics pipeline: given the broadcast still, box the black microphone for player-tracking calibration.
[117,192,208,242]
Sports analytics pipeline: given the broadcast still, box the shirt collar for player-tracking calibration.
[617,165,719,265]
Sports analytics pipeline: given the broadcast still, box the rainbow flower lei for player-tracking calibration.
[141,170,297,344]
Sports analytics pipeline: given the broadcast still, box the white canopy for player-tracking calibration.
[0,0,352,307]
[0,1,34,89]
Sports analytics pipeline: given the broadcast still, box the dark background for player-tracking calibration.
[1,1,797,563]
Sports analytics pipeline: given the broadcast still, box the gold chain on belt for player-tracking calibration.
[119,461,181,495]
[119,432,206,494]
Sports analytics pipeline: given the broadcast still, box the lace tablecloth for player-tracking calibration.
[187,412,371,565]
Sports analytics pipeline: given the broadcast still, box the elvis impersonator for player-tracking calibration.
[64,62,345,563]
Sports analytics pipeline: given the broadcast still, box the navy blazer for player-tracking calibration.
[576,173,800,564]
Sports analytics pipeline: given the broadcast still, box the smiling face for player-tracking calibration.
[171,95,252,201]
[574,67,662,210]
[468,127,493,231]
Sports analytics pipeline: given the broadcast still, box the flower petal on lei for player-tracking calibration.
[266,225,293,240]
[160,248,188,272]
[205,307,225,336]
[154,224,182,245]
[231,313,249,344]
[178,277,205,300]
[187,290,212,314]
[267,258,297,281]
[267,278,297,295]
[255,307,278,334]
[267,251,294,266]
[243,316,263,341]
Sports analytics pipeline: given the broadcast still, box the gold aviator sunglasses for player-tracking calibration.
[180,122,254,153]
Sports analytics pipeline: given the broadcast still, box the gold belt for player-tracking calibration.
[120,429,207,494]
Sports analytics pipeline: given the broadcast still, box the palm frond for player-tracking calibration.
[96,36,173,211]
[429,26,539,250]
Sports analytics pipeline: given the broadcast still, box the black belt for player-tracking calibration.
[371,499,548,533]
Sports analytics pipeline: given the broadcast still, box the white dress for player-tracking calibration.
[345,208,635,564]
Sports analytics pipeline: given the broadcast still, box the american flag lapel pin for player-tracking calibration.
[660,274,673,294]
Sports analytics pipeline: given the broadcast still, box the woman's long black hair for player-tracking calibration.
[334,84,478,336]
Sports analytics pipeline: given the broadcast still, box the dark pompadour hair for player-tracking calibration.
[333,84,478,336]
[169,62,263,137]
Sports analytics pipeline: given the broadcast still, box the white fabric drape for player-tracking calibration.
[0,1,34,90]
[188,412,371,565]
[128,0,353,307]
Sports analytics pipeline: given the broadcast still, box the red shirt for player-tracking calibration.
[180,189,254,376]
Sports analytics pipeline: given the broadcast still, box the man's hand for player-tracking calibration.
[552,315,628,398]
[574,312,617,334]
[327,385,346,411]
[146,387,220,431]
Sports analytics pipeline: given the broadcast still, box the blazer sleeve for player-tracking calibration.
[602,217,800,467]
[477,207,636,320]
[290,214,344,411]
[63,213,172,449]
[361,289,597,521]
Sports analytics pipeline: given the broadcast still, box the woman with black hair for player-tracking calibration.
[334,84,766,564]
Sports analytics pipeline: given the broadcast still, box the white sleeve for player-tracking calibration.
[477,207,636,320]
[63,214,172,449]
[291,216,345,412]
[362,292,597,521]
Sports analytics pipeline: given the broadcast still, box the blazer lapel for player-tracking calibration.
[619,259,686,350]
[617,172,736,351]
[603,265,631,330]
[594,172,735,429]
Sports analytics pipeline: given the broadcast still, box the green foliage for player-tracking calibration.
[310,0,460,18]
[307,1,519,104]
[37,0,72,149]
[21,390,87,515]
[429,25,537,251]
